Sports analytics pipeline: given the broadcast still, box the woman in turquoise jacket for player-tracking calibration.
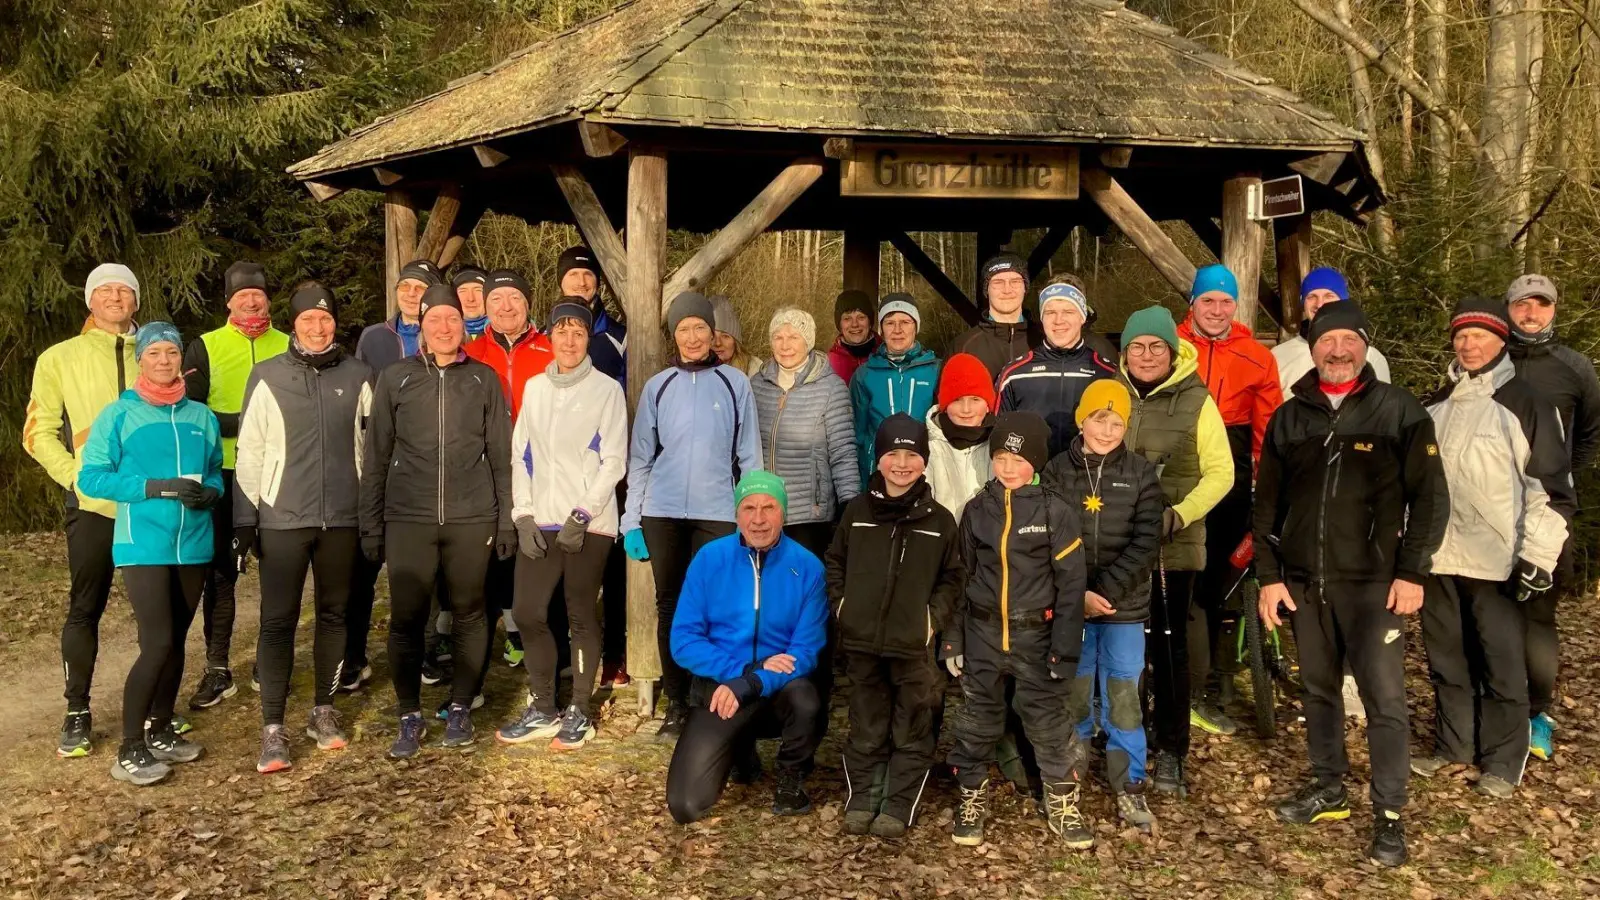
[78,322,224,787]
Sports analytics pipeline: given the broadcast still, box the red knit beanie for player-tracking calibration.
[938,353,997,412]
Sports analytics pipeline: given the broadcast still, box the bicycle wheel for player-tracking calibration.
[1242,581,1276,739]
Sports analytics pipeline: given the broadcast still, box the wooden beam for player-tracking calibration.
[373,167,404,187]
[437,197,485,270]
[414,183,463,264]
[1099,147,1134,169]
[1275,213,1313,338]
[473,144,510,168]
[551,164,630,304]
[1288,151,1347,185]
[578,120,627,158]
[663,157,825,305]
[383,189,418,318]
[1027,225,1073,280]
[823,138,854,160]
[1222,174,1266,331]
[1080,166,1196,297]
[887,231,982,325]
[842,229,880,296]
[625,147,667,716]
[303,180,345,202]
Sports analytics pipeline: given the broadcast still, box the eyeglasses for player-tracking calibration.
[1126,342,1170,358]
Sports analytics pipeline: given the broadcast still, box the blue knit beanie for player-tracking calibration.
[1301,267,1349,303]
[135,322,182,360]
[1190,264,1239,303]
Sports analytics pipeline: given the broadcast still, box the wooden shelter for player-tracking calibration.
[291,0,1384,714]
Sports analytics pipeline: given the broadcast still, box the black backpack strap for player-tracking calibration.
[713,369,742,482]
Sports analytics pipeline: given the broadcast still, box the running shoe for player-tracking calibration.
[503,634,525,667]
[111,744,171,786]
[1530,713,1555,761]
[1274,780,1350,824]
[440,703,475,749]
[1369,809,1407,867]
[146,726,203,764]
[435,694,483,720]
[257,724,292,774]
[187,667,236,710]
[1190,701,1238,736]
[389,712,426,760]
[496,704,562,744]
[58,710,92,758]
[772,769,812,816]
[551,705,594,750]
[306,705,348,751]
[656,703,688,743]
[338,663,374,693]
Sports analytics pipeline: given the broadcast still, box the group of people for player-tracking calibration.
[23,243,1595,866]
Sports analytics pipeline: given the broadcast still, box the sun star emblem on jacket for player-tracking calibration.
[1082,494,1103,514]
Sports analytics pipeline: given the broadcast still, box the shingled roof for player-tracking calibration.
[289,0,1368,181]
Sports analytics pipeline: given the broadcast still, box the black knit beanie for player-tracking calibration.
[485,269,531,302]
[558,246,600,282]
[990,411,1051,473]
[289,282,337,322]
[874,413,929,464]
[398,258,443,287]
[450,266,487,290]
[834,289,876,326]
[419,283,461,321]
[1305,299,1370,347]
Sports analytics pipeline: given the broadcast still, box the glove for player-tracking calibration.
[1048,654,1072,680]
[177,482,220,510]
[495,528,517,561]
[945,654,964,678]
[516,519,547,560]
[144,478,191,499]
[556,510,589,554]
[1516,558,1553,601]
[1161,507,1185,542]
[361,536,384,565]
[232,526,258,574]
[623,528,649,562]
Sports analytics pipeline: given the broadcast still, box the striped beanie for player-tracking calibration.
[1450,295,1510,340]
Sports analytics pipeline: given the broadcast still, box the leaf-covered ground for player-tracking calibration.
[0,533,1596,900]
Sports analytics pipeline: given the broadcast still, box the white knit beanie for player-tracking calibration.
[84,263,141,309]
[767,306,817,353]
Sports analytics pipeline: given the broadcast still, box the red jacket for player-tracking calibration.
[464,328,554,417]
[827,335,880,385]
[1177,315,1282,463]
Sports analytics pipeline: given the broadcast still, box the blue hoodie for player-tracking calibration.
[77,391,224,567]
[621,362,762,532]
[670,533,828,697]
[848,342,942,482]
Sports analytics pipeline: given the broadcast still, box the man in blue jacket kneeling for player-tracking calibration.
[667,470,829,824]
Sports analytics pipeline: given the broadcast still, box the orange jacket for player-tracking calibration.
[464,328,554,418]
[1177,315,1282,462]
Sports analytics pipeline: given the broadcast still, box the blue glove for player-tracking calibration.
[623,528,649,562]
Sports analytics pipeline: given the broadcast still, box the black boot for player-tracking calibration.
[772,768,812,816]
[1368,809,1407,867]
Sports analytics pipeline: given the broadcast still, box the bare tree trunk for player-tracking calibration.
[1402,0,1417,176]
[1424,0,1454,192]
[1482,0,1543,257]
[1335,0,1395,255]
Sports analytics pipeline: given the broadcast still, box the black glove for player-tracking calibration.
[1161,507,1185,542]
[1516,558,1553,601]
[144,478,191,499]
[495,528,517,561]
[556,511,588,554]
[179,483,221,510]
[516,519,547,560]
[722,672,764,703]
[361,536,385,565]
[1048,654,1074,681]
[232,526,258,574]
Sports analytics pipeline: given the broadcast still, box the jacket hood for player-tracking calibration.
[1120,338,1200,395]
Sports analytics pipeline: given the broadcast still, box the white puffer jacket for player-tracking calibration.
[1426,355,1569,580]
[925,407,992,523]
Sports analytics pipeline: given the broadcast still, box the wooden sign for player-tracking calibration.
[841,143,1079,200]
[1255,174,1306,220]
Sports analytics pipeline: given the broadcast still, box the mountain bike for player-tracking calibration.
[1214,533,1300,739]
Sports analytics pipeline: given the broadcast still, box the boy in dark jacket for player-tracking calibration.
[826,414,964,839]
[1042,380,1164,831]
[944,411,1091,849]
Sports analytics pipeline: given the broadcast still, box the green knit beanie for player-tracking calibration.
[734,469,788,516]
[1120,305,1180,352]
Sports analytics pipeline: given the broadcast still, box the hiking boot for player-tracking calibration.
[1530,713,1554,761]
[503,634,525,667]
[249,662,260,692]
[1274,780,1350,825]
[1151,750,1187,798]
[952,780,989,846]
[1116,781,1156,833]
[338,663,373,693]
[187,667,236,710]
[1190,702,1238,736]
[306,705,347,751]
[1045,781,1094,850]
[389,712,426,760]
[730,744,763,785]
[257,724,292,774]
[870,814,907,838]
[1410,755,1451,778]
[111,744,171,786]
[146,726,203,764]
[496,704,562,744]
[843,809,876,835]
[1474,773,1516,799]
[656,704,688,743]
[435,694,484,720]
[1369,809,1407,867]
[772,769,812,816]
[440,703,475,749]
[601,661,631,688]
[58,710,92,758]
[551,705,595,750]
[419,658,446,686]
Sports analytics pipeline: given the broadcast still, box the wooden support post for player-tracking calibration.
[886,231,982,325]
[1026,225,1073,281]
[663,157,824,306]
[437,198,486,270]
[1081,167,1196,297]
[1222,174,1266,332]
[625,147,667,719]
[414,183,463,264]
[974,228,1011,299]
[842,229,880,296]
[552,164,630,303]
[383,189,418,318]
[1275,213,1313,338]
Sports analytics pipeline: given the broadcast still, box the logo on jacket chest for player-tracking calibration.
[1016,524,1047,535]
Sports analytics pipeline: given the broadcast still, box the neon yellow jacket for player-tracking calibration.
[22,320,140,519]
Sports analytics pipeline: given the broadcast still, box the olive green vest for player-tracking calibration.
[1121,371,1209,571]
[200,325,289,468]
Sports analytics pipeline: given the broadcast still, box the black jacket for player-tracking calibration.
[951,316,1041,383]
[824,476,964,660]
[1510,337,1600,472]
[1254,365,1450,586]
[1041,438,1164,622]
[360,353,512,537]
[947,480,1087,674]
[998,342,1119,456]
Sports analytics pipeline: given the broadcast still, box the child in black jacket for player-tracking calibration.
[1042,379,1164,832]
[826,414,964,838]
[944,411,1091,849]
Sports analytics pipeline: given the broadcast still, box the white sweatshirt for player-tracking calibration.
[511,364,629,536]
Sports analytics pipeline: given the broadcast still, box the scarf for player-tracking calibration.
[231,315,272,341]
[675,351,719,372]
[290,336,343,370]
[394,315,421,358]
[842,335,877,358]
[464,315,489,338]
[135,374,187,407]
[938,410,994,450]
[866,472,928,522]
[1319,377,1358,397]
[1512,324,1557,346]
[546,355,593,389]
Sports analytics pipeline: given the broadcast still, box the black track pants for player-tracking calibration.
[641,517,735,709]
[842,652,941,823]
[120,565,204,744]
[667,677,822,824]
[199,470,239,669]
[1525,541,1564,718]
[1422,574,1530,784]
[1147,568,1197,757]
[385,522,494,712]
[62,507,116,711]
[602,485,628,667]
[256,527,358,725]
[946,626,1084,788]
[511,536,613,713]
[784,521,837,752]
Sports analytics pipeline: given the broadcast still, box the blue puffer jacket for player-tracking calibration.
[621,362,763,532]
[849,343,942,482]
[670,533,829,697]
[77,392,224,567]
